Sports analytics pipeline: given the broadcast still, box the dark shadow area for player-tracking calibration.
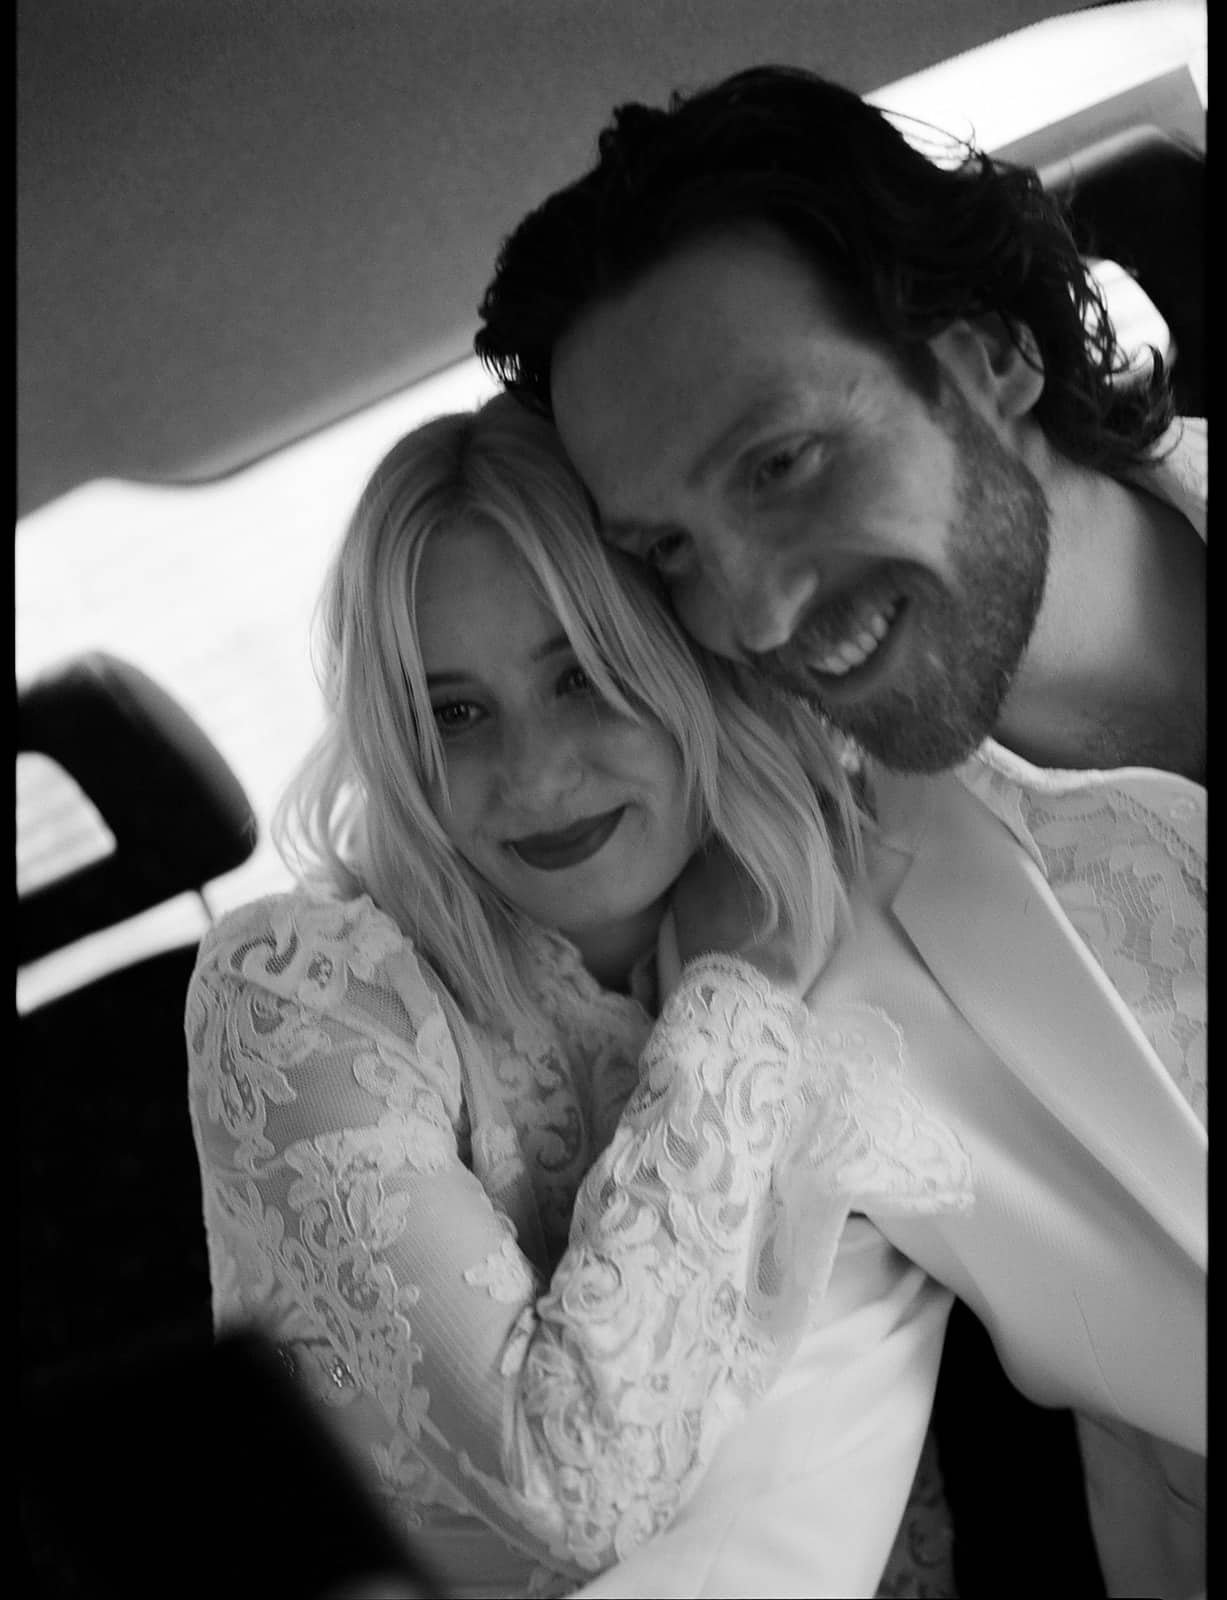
[20,1325,444,1598]
[1043,123,1205,418]
[932,1299,1108,1596]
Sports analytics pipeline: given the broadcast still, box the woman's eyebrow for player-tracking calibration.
[603,513,685,549]
[425,633,573,690]
[531,632,574,664]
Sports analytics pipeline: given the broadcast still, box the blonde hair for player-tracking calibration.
[275,393,864,1026]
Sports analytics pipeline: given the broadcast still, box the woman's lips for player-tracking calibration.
[508,807,626,871]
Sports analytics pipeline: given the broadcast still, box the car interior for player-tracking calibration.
[17,3,1205,1595]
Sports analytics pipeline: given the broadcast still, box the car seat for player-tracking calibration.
[18,651,258,1594]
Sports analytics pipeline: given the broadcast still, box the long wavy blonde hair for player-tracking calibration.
[275,393,864,1026]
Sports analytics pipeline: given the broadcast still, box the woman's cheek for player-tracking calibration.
[425,744,489,842]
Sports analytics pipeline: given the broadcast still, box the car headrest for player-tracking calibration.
[18,652,258,966]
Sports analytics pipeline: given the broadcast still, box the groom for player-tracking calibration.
[477,65,1206,1600]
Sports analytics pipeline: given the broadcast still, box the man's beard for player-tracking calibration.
[779,384,1051,774]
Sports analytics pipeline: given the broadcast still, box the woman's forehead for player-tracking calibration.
[415,521,566,679]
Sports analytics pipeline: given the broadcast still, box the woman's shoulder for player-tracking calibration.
[200,883,398,950]
[187,885,471,1125]
[191,884,436,1009]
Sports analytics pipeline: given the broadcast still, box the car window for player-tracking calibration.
[17,358,497,1010]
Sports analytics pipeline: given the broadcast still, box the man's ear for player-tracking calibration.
[928,315,1045,420]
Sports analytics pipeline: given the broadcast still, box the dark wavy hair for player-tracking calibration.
[476,65,1174,475]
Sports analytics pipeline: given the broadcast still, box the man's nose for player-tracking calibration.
[689,548,819,657]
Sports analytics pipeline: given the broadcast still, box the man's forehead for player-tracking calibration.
[561,385,814,540]
[568,223,857,344]
[551,235,874,425]
[555,333,859,510]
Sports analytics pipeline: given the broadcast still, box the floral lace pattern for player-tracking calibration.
[186,890,971,1595]
[958,420,1207,1131]
[964,752,1207,1129]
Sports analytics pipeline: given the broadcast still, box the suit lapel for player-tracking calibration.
[878,770,1206,1272]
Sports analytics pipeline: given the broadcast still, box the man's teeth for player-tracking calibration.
[814,602,898,676]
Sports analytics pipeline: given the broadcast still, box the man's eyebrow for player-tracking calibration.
[601,396,809,547]
[425,633,572,689]
[686,392,809,487]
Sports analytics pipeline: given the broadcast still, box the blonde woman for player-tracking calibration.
[185,395,970,1599]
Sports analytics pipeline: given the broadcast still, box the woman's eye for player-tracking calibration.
[432,700,481,734]
[558,665,594,696]
[644,530,690,574]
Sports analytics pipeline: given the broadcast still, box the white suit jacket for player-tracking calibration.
[834,767,1205,1447]
[573,769,1206,1600]
[820,770,1206,1598]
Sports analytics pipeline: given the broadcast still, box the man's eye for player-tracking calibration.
[750,442,810,493]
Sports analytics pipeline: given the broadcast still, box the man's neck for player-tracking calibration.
[994,464,1205,782]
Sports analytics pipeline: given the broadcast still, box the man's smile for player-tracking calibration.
[809,597,901,677]
[757,569,915,695]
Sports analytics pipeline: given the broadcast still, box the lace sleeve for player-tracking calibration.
[505,955,972,1570]
[187,900,970,1584]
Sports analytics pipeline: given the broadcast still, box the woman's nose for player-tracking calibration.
[497,714,583,807]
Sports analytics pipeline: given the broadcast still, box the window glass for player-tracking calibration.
[17,360,497,1008]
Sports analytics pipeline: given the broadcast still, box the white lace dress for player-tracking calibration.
[186,892,972,1597]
